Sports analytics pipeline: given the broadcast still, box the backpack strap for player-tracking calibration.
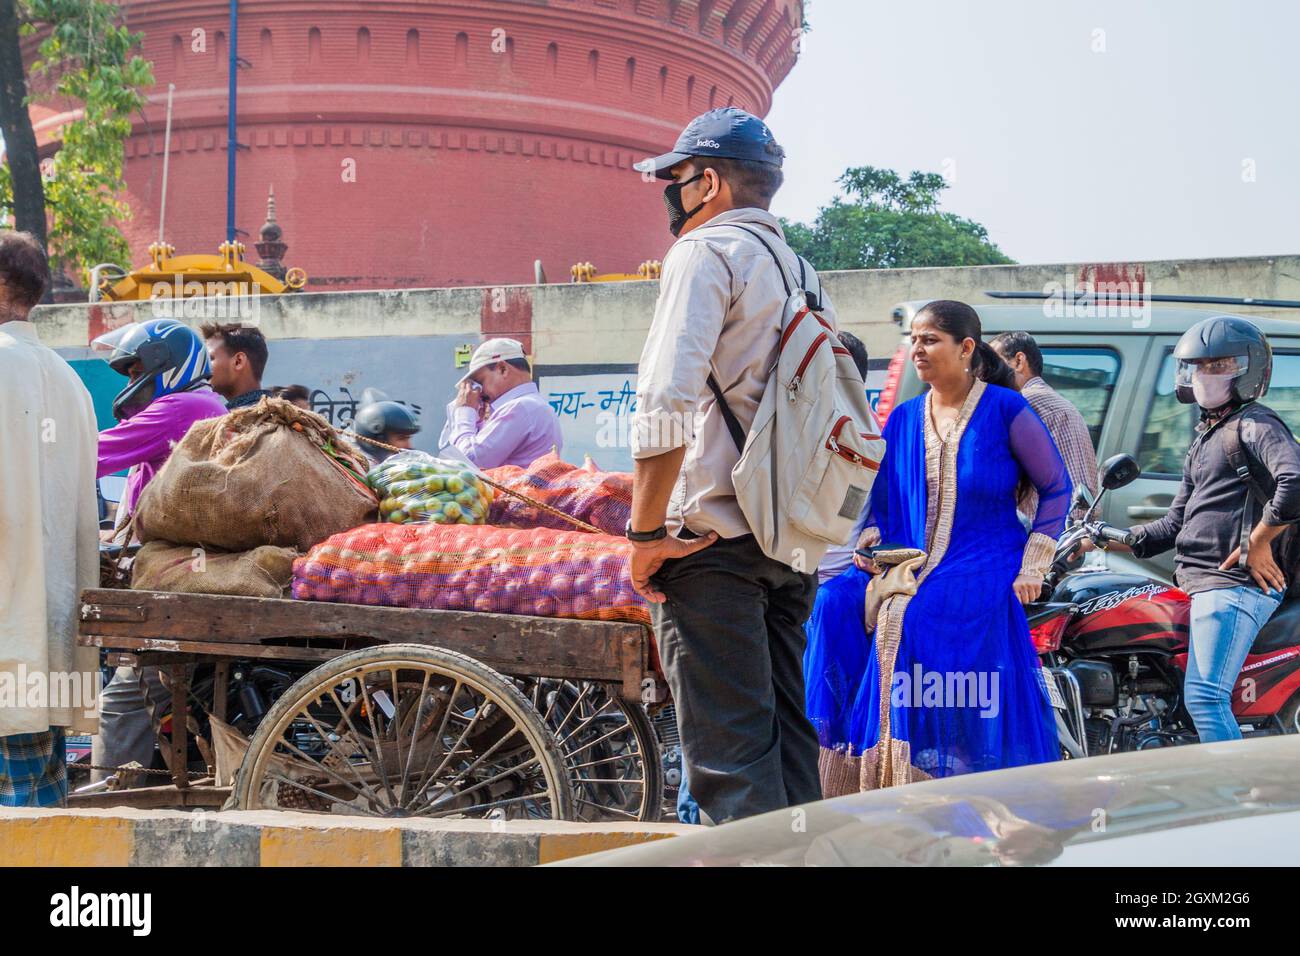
[1221,411,1275,570]
[706,373,746,453]
[693,222,826,309]
[693,223,825,453]
[798,255,824,311]
[725,223,794,296]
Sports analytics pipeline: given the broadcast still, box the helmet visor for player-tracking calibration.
[91,323,144,372]
[1175,354,1250,389]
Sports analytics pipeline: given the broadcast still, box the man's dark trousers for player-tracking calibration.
[651,533,821,825]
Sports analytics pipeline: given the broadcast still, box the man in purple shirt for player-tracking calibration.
[90,319,226,783]
[438,337,563,469]
[97,390,228,518]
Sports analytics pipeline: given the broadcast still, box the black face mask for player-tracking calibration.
[664,172,707,237]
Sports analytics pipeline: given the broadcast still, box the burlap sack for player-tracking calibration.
[134,397,378,551]
[131,541,299,599]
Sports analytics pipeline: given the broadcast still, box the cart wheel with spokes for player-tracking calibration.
[516,678,664,822]
[232,645,573,820]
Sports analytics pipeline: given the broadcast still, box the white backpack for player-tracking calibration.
[704,225,886,572]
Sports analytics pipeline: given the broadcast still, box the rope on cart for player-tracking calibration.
[358,436,606,535]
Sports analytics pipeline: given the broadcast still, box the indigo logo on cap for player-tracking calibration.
[694,138,721,149]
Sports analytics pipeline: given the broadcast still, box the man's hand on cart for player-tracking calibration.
[630,531,718,603]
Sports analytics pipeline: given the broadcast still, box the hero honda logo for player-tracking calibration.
[694,138,721,149]
[1242,649,1299,673]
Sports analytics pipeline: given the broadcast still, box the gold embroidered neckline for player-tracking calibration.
[921,379,985,563]
[926,381,978,444]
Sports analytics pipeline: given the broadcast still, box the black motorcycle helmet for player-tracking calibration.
[1172,315,1272,406]
[350,393,420,463]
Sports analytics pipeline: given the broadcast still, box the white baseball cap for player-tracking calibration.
[458,337,527,384]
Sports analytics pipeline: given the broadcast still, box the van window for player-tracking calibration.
[1138,350,1300,475]
[1039,348,1120,449]
[879,343,1120,437]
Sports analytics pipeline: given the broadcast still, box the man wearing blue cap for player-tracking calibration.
[626,108,827,824]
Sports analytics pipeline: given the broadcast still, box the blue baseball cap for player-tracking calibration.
[635,107,785,180]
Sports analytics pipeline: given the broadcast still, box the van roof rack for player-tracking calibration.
[984,290,1300,309]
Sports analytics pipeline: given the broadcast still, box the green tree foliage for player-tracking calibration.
[782,166,1014,270]
[0,0,153,285]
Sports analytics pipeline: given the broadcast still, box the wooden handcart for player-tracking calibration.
[75,588,665,821]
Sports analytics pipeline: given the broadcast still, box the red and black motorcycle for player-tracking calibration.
[1028,454,1300,757]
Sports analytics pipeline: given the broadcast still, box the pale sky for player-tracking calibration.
[8,1,1294,267]
[766,0,1300,264]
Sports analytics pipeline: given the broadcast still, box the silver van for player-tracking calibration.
[877,301,1300,583]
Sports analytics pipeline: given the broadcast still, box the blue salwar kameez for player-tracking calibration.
[805,380,1071,793]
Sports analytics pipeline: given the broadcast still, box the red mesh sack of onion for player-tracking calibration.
[483,453,632,536]
[291,522,650,627]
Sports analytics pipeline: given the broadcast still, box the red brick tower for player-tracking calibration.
[78,1,803,290]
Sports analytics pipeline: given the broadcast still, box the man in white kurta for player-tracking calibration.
[0,231,100,807]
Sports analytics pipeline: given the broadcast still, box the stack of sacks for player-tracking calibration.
[292,523,650,627]
[484,453,631,536]
[130,397,378,597]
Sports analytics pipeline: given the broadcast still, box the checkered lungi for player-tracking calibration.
[0,730,67,807]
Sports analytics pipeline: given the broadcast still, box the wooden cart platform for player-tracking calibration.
[80,589,651,697]
[75,589,659,817]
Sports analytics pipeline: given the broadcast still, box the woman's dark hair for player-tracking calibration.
[915,299,1017,390]
[836,330,870,379]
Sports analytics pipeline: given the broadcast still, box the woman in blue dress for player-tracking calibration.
[806,300,1071,795]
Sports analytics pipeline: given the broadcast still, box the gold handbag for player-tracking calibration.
[863,546,927,633]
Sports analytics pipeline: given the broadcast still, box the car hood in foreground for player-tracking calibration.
[561,736,1300,866]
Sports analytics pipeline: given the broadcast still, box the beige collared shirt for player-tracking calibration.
[632,208,838,539]
[0,320,101,735]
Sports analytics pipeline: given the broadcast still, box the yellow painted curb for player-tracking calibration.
[0,808,688,866]
[538,829,677,865]
[259,825,402,867]
[0,814,133,867]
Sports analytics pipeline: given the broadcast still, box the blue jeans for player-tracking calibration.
[1185,586,1284,743]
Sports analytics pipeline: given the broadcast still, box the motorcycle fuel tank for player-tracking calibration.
[1050,572,1190,655]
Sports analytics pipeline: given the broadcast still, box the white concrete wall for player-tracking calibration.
[34,253,1300,469]
[34,253,1300,364]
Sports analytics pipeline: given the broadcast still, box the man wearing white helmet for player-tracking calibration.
[1084,315,1300,743]
[437,337,562,469]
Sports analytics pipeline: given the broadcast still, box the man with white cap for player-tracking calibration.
[437,337,563,469]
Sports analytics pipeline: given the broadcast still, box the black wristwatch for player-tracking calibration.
[625,522,668,543]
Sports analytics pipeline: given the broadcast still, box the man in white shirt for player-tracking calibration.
[627,109,824,824]
[0,231,100,807]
